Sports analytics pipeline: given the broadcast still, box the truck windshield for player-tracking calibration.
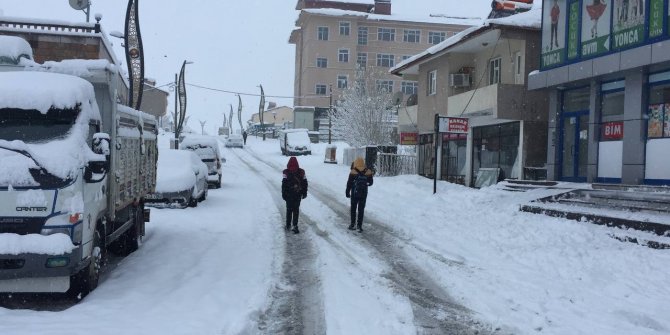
[0,106,79,143]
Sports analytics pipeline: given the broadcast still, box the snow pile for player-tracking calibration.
[154,149,196,193]
[0,233,75,255]
[37,59,116,78]
[0,35,33,64]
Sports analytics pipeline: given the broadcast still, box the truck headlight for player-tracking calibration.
[41,213,83,244]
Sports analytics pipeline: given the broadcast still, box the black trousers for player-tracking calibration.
[350,196,367,226]
[286,200,301,228]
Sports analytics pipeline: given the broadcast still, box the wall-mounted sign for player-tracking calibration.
[581,0,611,58]
[443,133,467,141]
[567,0,581,60]
[400,132,418,145]
[542,0,568,68]
[649,0,665,38]
[438,117,469,133]
[612,0,647,50]
[602,121,624,140]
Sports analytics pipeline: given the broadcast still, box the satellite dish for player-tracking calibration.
[406,94,418,107]
[392,91,404,106]
[69,0,89,10]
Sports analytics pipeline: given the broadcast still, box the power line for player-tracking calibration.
[185,82,329,100]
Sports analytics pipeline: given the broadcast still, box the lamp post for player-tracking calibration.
[173,60,193,149]
[328,84,333,144]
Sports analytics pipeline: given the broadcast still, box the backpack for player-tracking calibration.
[287,171,303,197]
[351,169,369,198]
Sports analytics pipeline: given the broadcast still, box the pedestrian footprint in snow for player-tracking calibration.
[346,157,374,232]
[282,156,308,234]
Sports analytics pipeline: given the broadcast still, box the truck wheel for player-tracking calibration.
[188,196,198,207]
[68,228,103,299]
[216,176,222,189]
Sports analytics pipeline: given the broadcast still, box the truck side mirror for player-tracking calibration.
[92,133,111,156]
[84,159,108,183]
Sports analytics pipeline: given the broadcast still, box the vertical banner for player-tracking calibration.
[581,0,612,57]
[567,0,581,60]
[612,0,647,50]
[177,61,187,136]
[237,94,244,131]
[124,0,144,110]
[258,85,265,140]
[649,0,664,38]
[542,0,567,68]
[665,103,670,137]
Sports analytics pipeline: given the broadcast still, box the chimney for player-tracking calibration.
[373,0,391,15]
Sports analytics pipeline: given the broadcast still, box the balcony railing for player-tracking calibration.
[0,19,100,34]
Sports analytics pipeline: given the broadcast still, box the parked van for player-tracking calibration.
[279,129,312,155]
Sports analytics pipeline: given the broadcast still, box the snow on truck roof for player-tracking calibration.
[0,71,99,117]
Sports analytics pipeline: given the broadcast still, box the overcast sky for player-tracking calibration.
[0,0,493,135]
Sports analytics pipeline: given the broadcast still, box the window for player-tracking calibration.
[338,49,349,63]
[377,27,395,41]
[337,75,348,89]
[315,84,327,95]
[428,31,446,44]
[339,22,350,36]
[317,26,329,40]
[403,29,420,43]
[401,81,418,95]
[357,53,367,68]
[427,70,437,95]
[316,58,327,68]
[489,57,501,85]
[401,55,412,61]
[376,80,393,93]
[358,26,368,45]
[648,72,670,138]
[601,80,625,117]
[376,54,395,67]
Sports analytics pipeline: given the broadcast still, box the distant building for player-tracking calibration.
[289,0,480,110]
[0,16,167,119]
[250,106,294,128]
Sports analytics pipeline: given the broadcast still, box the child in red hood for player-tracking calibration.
[281,156,308,233]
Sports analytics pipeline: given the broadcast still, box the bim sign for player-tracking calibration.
[602,121,623,140]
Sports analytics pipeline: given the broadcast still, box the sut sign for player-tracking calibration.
[541,0,670,69]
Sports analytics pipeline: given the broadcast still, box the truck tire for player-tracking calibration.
[109,207,142,256]
[68,227,103,299]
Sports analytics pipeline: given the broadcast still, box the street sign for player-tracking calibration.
[437,116,468,133]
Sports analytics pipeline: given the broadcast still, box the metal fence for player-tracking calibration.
[376,153,417,176]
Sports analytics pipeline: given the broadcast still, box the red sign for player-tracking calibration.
[400,132,418,145]
[438,117,469,134]
[602,121,623,140]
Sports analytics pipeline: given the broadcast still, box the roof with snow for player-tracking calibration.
[301,8,483,26]
[391,7,541,75]
[0,35,33,65]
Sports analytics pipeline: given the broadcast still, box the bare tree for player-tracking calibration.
[331,66,396,147]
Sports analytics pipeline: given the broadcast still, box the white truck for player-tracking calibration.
[0,36,157,298]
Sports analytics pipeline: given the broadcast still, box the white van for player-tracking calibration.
[279,129,312,155]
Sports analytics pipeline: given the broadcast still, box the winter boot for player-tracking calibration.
[348,223,355,230]
[292,226,300,234]
[285,222,291,230]
[357,224,363,232]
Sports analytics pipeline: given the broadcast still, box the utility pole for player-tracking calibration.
[328,84,333,144]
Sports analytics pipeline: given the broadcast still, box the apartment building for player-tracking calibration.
[391,9,549,186]
[289,0,480,110]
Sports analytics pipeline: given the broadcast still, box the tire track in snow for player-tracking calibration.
[232,149,326,335]
[242,148,501,335]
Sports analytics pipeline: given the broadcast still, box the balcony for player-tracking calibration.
[447,83,528,120]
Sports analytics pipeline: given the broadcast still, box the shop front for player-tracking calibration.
[472,122,521,182]
[645,70,670,184]
[441,133,467,184]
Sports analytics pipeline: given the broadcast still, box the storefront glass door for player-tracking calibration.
[560,112,589,181]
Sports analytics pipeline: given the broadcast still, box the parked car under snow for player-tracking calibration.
[224,134,244,148]
[145,149,208,208]
[180,135,224,188]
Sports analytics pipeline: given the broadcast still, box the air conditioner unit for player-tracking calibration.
[449,73,471,88]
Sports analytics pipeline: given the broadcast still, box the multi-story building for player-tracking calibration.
[289,0,480,110]
[528,0,670,186]
[391,8,549,186]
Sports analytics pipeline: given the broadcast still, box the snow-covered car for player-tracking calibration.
[279,128,312,155]
[225,134,244,148]
[145,150,208,208]
[180,135,223,188]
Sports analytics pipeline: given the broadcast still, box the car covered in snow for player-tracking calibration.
[180,135,223,188]
[278,128,312,155]
[145,150,208,208]
[225,133,244,148]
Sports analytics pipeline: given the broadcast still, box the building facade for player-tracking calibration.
[0,16,167,119]
[528,0,670,186]
[289,0,479,111]
[393,9,549,186]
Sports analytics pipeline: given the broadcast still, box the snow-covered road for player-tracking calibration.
[2,134,669,335]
